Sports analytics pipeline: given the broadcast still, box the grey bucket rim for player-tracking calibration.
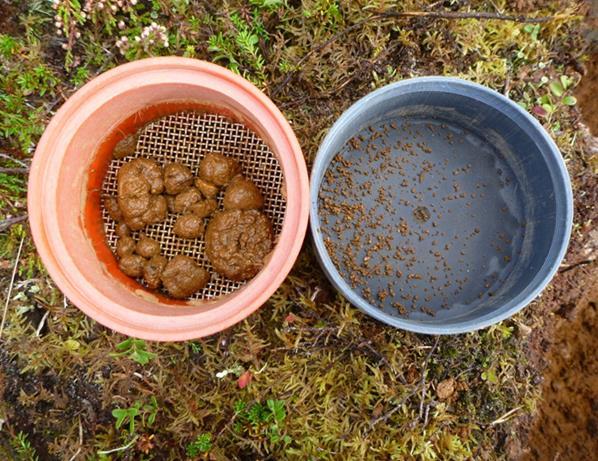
[310,76,573,335]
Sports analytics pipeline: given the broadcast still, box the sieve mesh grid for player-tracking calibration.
[101,111,286,300]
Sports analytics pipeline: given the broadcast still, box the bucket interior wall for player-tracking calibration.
[315,91,564,324]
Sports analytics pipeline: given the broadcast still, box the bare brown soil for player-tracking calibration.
[509,42,598,461]
[576,53,598,136]
[522,295,598,461]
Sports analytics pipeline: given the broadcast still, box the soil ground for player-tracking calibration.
[576,53,598,136]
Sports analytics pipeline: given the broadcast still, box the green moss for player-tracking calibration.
[0,0,588,459]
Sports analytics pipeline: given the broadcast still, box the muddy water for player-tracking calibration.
[319,117,527,318]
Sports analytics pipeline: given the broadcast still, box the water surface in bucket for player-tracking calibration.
[319,117,527,319]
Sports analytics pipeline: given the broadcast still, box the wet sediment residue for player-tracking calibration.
[318,117,526,318]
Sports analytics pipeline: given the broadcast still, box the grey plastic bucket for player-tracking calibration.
[310,77,573,334]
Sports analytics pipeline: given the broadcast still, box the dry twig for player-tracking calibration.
[0,214,28,232]
[0,153,29,167]
[0,167,29,174]
[368,336,441,431]
[369,387,420,430]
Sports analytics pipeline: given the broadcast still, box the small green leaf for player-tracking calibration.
[115,338,133,351]
[64,339,80,351]
[111,339,156,365]
[233,399,247,414]
[112,409,128,429]
[128,409,139,434]
[269,424,281,442]
[523,24,540,40]
[247,402,267,426]
[267,399,286,423]
[482,367,498,384]
[142,396,159,426]
[188,341,202,354]
[186,433,212,456]
[130,349,156,365]
[250,0,285,10]
[560,75,572,90]
[112,406,140,434]
[549,81,564,97]
[562,95,577,106]
[0,34,20,58]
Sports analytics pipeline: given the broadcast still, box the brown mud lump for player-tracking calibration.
[118,158,164,195]
[113,132,139,159]
[104,196,123,221]
[173,187,202,213]
[205,209,273,281]
[164,163,193,195]
[118,178,150,222]
[117,158,166,230]
[190,199,218,219]
[223,175,264,210]
[161,255,210,298]
[116,235,136,258]
[166,194,176,213]
[115,221,130,238]
[136,234,160,258]
[194,178,220,198]
[141,195,168,228]
[199,152,240,186]
[173,214,205,239]
[119,195,167,232]
[119,254,146,277]
[143,255,167,290]
[123,216,145,232]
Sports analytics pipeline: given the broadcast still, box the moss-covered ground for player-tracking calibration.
[0,1,596,459]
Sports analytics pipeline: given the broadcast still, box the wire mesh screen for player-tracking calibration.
[101,111,287,300]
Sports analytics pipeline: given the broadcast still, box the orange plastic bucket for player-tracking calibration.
[28,58,309,341]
